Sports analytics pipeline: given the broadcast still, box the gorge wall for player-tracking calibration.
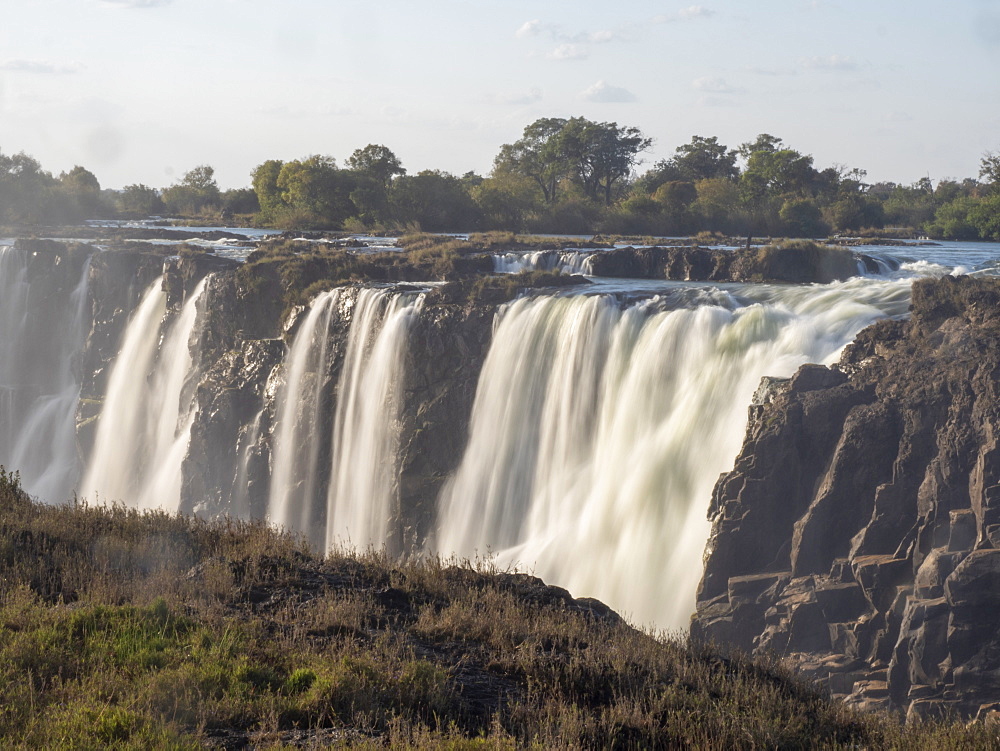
[1,237,902,624]
[693,275,1000,721]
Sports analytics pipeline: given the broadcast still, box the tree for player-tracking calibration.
[670,136,738,182]
[251,159,286,221]
[737,135,823,240]
[345,145,405,227]
[0,150,56,224]
[556,117,652,205]
[780,198,827,237]
[981,150,1000,193]
[925,196,980,240]
[58,166,103,219]
[117,184,164,216]
[275,156,356,229]
[162,164,221,216]
[970,194,1000,240]
[390,170,481,231]
[493,117,570,204]
[738,133,783,161]
[221,188,259,218]
[346,144,405,189]
[471,172,538,231]
[692,177,741,232]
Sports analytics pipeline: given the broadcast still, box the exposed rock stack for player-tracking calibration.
[587,241,889,283]
[693,275,1000,720]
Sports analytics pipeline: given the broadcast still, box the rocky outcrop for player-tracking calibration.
[180,282,498,543]
[587,241,887,283]
[693,275,1000,720]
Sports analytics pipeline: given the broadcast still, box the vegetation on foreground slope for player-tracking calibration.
[0,469,996,749]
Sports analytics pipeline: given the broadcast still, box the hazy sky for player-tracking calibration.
[2,0,998,190]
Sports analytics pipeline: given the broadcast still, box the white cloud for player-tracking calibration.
[547,44,588,61]
[581,80,637,103]
[692,76,743,93]
[0,59,82,75]
[653,6,715,23]
[588,30,616,43]
[801,54,858,71]
[516,19,544,38]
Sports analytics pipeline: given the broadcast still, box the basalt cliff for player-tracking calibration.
[694,274,1000,721]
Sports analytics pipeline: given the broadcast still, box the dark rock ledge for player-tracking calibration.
[693,275,1000,721]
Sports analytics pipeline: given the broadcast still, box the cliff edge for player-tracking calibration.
[694,275,1000,721]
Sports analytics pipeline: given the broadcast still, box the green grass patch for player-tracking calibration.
[0,469,995,748]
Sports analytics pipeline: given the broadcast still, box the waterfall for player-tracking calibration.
[0,246,92,502]
[434,277,914,629]
[80,276,210,511]
[267,286,424,552]
[268,289,340,537]
[493,250,594,275]
[230,408,265,519]
[326,288,424,553]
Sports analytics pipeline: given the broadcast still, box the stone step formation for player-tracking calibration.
[694,275,1000,720]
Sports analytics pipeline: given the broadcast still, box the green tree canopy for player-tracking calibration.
[162,165,221,216]
[557,117,652,205]
[493,117,570,204]
[251,159,286,221]
[391,170,481,231]
[979,151,1000,194]
[0,150,56,224]
[669,135,738,183]
[346,144,405,189]
[117,184,164,216]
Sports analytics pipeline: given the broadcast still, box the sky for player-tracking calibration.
[1,0,998,190]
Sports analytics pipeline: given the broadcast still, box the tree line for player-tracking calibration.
[1,116,998,240]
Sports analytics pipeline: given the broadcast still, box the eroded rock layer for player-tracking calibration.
[693,275,1000,720]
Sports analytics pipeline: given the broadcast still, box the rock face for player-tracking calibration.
[587,242,885,283]
[54,242,505,539]
[693,275,1000,719]
[179,278,498,546]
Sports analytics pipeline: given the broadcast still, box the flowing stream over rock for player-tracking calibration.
[267,287,425,552]
[435,279,913,626]
[3,237,994,630]
[81,275,209,511]
[0,245,91,502]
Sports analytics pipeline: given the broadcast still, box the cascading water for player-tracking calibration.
[267,286,424,552]
[230,408,265,518]
[435,277,914,629]
[80,276,210,511]
[268,289,340,537]
[326,288,424,553]
[0,245,92,501]
[493,250,594,275]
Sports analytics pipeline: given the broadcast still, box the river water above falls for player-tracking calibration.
[2,237,1000,629]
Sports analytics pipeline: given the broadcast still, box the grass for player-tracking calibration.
[0,467,997,748]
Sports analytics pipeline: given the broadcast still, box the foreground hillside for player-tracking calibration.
[0,472,995,749]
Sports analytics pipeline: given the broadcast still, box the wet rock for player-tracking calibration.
[587,242,865,284]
